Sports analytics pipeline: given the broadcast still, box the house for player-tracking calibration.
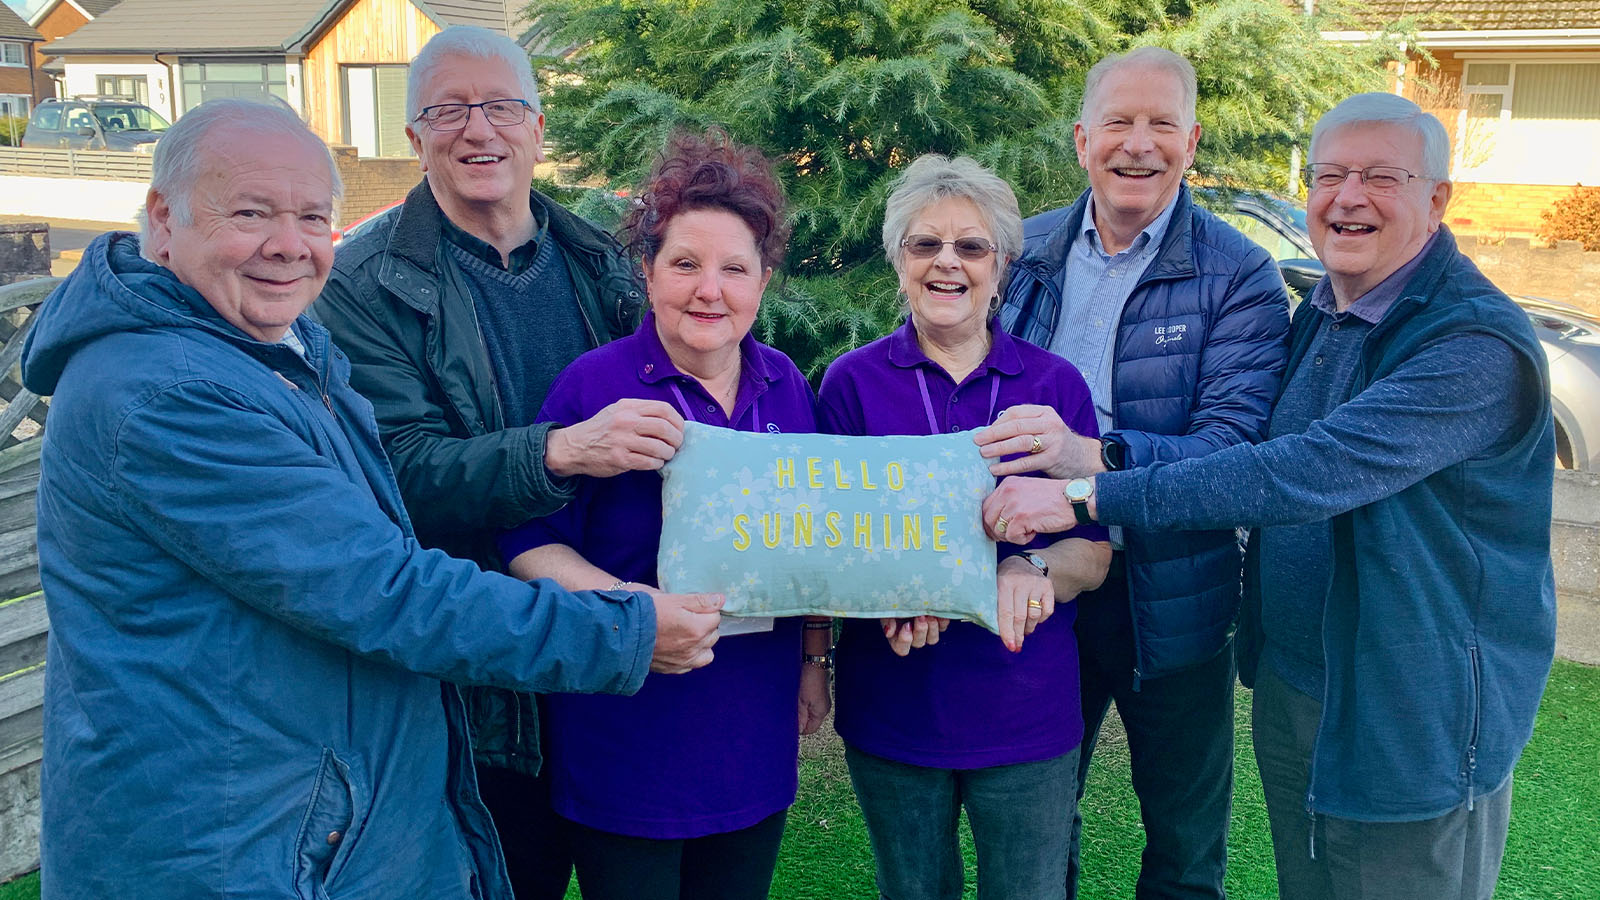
[1327,1,1600,237]
[28,0,124,101]
[43,0,512,158]
[0,3,45,119]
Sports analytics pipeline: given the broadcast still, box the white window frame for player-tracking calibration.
[0,41,26,68]
[1455,54,1600,184]
[0,94,28,118]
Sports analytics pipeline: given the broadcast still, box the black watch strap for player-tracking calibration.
[1072,500,1092,526]
[1100,437,1125,472]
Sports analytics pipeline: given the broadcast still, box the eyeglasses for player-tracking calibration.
[900,234,997,261]
[413,99,533,132]
[1302,163,1426,195]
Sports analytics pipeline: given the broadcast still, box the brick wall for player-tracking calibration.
[1448,183,1576,240]
[1457,232,1600,318]
[330,145,420,224]
[0,68,31,97]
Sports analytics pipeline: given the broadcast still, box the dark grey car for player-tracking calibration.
[20,98,170,153]
[1212,192,1600,470]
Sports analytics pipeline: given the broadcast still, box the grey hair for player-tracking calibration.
[1310,92,1451,181]
[882,154,1023,311]
[1078,46,1197,127]
[138,98,343,261]
[407,25,541,122]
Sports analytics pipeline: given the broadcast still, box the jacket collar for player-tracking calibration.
[378,180,625,316]
[1019,182,1198,286]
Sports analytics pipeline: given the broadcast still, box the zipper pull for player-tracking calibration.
[1307,808,1317,860]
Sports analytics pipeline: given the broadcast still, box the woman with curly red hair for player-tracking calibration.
[499,130,829,900]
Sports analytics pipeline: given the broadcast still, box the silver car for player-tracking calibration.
[1214,193,1600,470]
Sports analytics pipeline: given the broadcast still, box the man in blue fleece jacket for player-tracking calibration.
[982,93,1555,900]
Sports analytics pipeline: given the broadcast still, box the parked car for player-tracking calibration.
[20,97,169,153]
[1209,191,1600,470]
[332,200,402,244]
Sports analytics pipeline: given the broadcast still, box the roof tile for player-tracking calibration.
[0,3,45,41]
[47,0,507,54]
[1361,1,1600,31]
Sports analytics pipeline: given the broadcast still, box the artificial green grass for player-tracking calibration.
[9,661,1599,899]
[0,872,34,900]
[769,658,1600,900]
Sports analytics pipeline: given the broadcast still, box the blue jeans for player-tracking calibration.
[845,744,1080,900]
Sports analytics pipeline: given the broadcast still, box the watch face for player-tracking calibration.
[1064,478,1093,502]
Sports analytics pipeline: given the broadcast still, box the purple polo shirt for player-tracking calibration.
[817,316,1106,769]
[499,311,818,838]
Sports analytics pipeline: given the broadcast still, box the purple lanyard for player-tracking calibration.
[669,381,762,433]
[915,368,999,437]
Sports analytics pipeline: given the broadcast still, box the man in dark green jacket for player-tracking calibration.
[314,25,696,900]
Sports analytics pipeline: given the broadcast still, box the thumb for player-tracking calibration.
[683,592,726,614]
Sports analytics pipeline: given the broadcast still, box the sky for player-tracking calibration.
[2,0,43,20]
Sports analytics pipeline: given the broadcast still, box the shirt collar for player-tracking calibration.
[438,194,550,275]
[1308,230,1442,324]
[1079,191,1180,260]
[634,309,776,386]
[886,314,1023,378]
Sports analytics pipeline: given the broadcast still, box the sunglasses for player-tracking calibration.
[900,234,998,261]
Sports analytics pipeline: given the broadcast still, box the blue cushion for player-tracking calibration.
[658,422,1000,632]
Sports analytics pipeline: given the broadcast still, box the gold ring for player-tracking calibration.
[1027,599,1043,610]
[1029,436,1043,455]
[996,517,1009,534]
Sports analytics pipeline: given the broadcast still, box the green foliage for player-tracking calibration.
[0,117,26,147]
[528,0,1404,375]
[1539,185,1600,252]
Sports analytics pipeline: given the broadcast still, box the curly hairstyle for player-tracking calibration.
[624,129,790,271]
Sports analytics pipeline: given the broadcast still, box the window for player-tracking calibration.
[90,103,168,132]
[180,59,289,112]
[341,65,412,157]
[0,42,23,67]
[1457,59,1600,185]
[97,75,150,105]
[29,103,59,131]
[63,104,94,132]
[0,95,28,121]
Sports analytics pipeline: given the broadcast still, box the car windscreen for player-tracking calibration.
[92,106,171,133]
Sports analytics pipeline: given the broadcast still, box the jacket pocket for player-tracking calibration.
[293,748,360,899]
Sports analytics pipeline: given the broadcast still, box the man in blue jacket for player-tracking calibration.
[985,93,1554,900]
[982,47,1289,900]
[22,98,723,900]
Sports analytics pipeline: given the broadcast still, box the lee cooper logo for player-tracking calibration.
[1154,323,1188,345]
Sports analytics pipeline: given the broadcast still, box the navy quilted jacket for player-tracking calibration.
[1000,184,1290,680]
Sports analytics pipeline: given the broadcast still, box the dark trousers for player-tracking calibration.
[475,764,573,900]
[1069,562,1235,900]
[1252,664,1512,900]
[566,810,788,900]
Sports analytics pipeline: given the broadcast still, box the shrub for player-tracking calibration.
[0,116,25,147]
[1539,185,1600,251]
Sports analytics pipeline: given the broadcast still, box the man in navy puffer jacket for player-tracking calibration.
[985,48,1289,900]
[989,92,1553,900]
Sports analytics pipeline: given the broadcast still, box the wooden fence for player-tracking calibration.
[0,276,59,879]
[0,147,153,182]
